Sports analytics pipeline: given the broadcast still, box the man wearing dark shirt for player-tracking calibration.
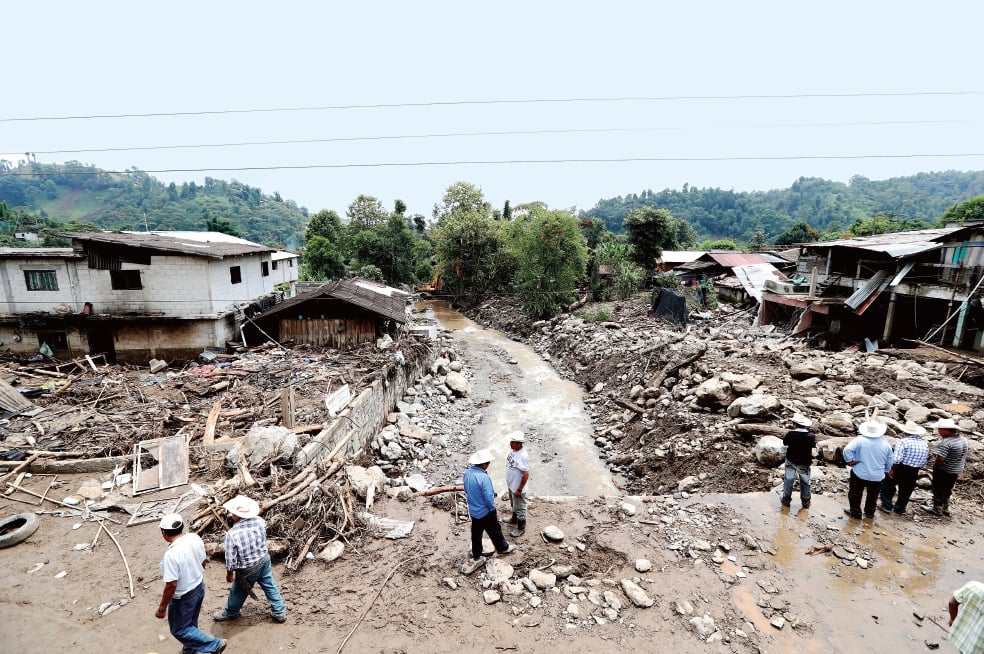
[781,414,817,509]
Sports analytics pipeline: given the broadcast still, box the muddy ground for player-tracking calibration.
[1,293,982,653]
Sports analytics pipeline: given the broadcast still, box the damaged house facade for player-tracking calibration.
[246,276,409,349]
[0,231,298,362]
[758,224,984,350]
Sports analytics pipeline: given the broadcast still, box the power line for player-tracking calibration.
[3,152,984,178]
[25,119,970,156]
[3,90,983,123]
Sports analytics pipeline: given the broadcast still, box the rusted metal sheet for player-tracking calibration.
[280,318,377,349]
[0,379,39,415]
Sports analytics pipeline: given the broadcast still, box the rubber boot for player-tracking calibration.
[506,513,518,524]
[921,502,942,516]
[510,519,526,538]
[941,502,951,517]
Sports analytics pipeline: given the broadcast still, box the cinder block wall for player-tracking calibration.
[297,341,433,468]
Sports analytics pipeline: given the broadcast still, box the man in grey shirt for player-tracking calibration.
[922,418,968,517]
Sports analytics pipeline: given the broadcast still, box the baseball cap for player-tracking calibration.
[159,513,184,530]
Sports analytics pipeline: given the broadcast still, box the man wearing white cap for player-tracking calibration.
[505,431,530,537]
[879,420,929,515]
[843,419,893,519]
[922,418,969,517]
[156,514,227,653]
[213,495,287,623]
[461,448,515,575]
[780,414,816,509]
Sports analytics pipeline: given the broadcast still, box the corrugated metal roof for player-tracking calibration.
[262,276,408,323]
[731,263,785,302]
[62,231,276,259]
[845,270,888,310]
[805,226,961,259]
[706,252,766,267]
[659,250,706,264]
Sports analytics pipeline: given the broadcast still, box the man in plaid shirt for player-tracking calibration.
[213,495,287,623]
[879,420,929,515]
[949,580,984,654]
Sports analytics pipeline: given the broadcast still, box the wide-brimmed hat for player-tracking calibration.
[223,495,260,519]
[506,431,525,443]
[900,420,926,436]
[790,413,813,428]
[469,448,494,465]
[858,420,888,438]
[934,418,958,430]
[159,513,184,530]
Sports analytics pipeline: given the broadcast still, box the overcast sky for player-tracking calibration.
[3,2,983,221]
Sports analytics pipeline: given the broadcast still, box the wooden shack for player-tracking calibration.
[245,276,408,349]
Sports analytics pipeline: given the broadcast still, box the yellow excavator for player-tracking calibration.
[415,269,443,294]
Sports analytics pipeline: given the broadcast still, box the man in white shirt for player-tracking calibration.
[505,432,530,537]
[156,514,227,654]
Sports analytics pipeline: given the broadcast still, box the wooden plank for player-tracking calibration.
[203,399,222,445]
[281,387,296,428]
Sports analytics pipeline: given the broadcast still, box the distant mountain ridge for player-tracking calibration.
[583,170,984,241]
[0,161,308,248]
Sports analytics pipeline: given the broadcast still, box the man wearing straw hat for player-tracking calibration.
[780,413,816,509]
[843,419,893,519]
[504,431,530,537]
[213,495,287,623]
[879,420,929,515]
[922,418,969,517]
[461,448,515,575]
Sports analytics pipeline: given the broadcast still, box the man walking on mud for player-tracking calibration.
[156,514,227,653]
[213,495,287,624]
[505,431,530,537]
[461,448,515,575]
[922,418,969,517]
[843,419,893,519]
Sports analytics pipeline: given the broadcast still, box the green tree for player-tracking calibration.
[748,229,768,251]
[301,236,346,280]
[305,209,344,243]
[774,222,820,246]
[352,214,419,284]
[940,196,984,224]
[346,194,388,230]
[623,207,683,271]
[697,238,740,251]
[433,209,509,299]
[508,208,588,318]
[356,264,384,283]
[432,181,491,222]
[205,216,243,238]
[502,200,512,221]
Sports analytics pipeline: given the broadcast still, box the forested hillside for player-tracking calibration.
[0,162,308,248]
[584,170,984,241]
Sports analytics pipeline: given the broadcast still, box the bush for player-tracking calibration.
[582,307,612,323]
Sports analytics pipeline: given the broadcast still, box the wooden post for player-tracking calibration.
[281,387,296,428]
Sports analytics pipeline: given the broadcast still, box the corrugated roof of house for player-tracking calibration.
[0,247,78,258]
[705,252,766,267]
[659,250,706,264]
[62,231,276,259]
[262,276,408,323]
[804,226,962,259]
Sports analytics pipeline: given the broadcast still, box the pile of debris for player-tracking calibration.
[463,294,984,507]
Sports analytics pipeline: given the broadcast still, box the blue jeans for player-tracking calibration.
[167,581,224,652]
[224,554,286,619]
[781,461,811,505]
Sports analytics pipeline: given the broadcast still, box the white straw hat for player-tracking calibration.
[900,420,926,436]
[858,420,888,438]
[222,495,260,519]
[791,413,813,428]
[934,418,958,430]
[506,431,525,443]
[469,448,494,465]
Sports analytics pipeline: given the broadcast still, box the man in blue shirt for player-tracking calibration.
[843,419,894,519]
[461,448,515,575]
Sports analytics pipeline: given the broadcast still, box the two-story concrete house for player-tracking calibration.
[0,231,298,362]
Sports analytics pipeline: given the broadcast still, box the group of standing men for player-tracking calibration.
[779,413,969,520]
[156,494,286,653]
[461,431,530,575]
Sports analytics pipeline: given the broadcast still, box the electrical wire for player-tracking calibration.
[24,119,970,156]
[4,152,984,178]
[3,90,982,123]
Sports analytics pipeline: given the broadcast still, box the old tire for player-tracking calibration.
[0,513,40,548]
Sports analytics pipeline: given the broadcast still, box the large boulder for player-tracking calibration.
[789,359,827,379]
[753,436,786,467]
[727,394,780,418]
[694,378,733,408]
[820,411,856,435]
[227,425,299,470]
[816,436,855,463]
[444,371,472,397]
[345,465,387,499]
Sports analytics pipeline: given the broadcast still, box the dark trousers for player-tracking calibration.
[880,464,919,513]
[167,581,224,653]
[932,470,959,505]
[470,510,508,559]
[848,470,881,517]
